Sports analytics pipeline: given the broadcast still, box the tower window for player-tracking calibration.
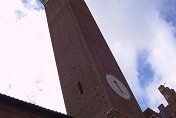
[78,81,83,94]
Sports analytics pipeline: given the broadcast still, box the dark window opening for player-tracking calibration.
[78,81,83,94]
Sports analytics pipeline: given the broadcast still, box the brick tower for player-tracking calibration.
[158,85,176,105]
[40,0,145,118]
[158,85,176,118]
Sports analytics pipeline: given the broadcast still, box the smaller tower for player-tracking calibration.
[158,85,176,118]
[143,85,176,118]
[158,85,176,104]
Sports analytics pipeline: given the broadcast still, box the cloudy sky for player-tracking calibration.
[0,0,176,114]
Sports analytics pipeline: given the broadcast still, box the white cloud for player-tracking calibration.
[22,0,43,10]
[0,0,66,113]
[146,13,176,111]
[85,0,176,112]
[0,0,176,114]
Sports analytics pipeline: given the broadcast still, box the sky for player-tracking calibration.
[0,0,176,114]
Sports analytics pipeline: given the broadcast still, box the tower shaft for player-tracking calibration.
[41,0,145,118]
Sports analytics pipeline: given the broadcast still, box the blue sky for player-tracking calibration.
[0,0,176,114]
[21,0,44,10]
[159,0,176,26]
[137,49,154,89]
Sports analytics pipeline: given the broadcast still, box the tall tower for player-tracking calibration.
[40,0,145,118]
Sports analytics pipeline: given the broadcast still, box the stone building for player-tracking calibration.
[0,93,73,118]
[144,85,176,118]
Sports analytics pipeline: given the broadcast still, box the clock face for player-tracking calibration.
[106,74,131,100]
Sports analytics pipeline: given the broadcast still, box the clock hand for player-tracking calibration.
[114,80,124,93]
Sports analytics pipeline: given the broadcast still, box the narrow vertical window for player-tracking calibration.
[78,81,83,94]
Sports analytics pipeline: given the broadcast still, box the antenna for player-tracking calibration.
[163,83,166,86]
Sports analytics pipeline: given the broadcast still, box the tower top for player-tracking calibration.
[40,0,48,5]
[158,85,176,104]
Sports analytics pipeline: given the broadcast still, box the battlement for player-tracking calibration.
[158,85,176,104]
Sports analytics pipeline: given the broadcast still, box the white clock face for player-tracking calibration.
[106,74,131,100]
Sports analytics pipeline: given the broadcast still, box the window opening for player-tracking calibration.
[78,81,83,94]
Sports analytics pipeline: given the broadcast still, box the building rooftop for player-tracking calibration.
[0,92,73,118]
